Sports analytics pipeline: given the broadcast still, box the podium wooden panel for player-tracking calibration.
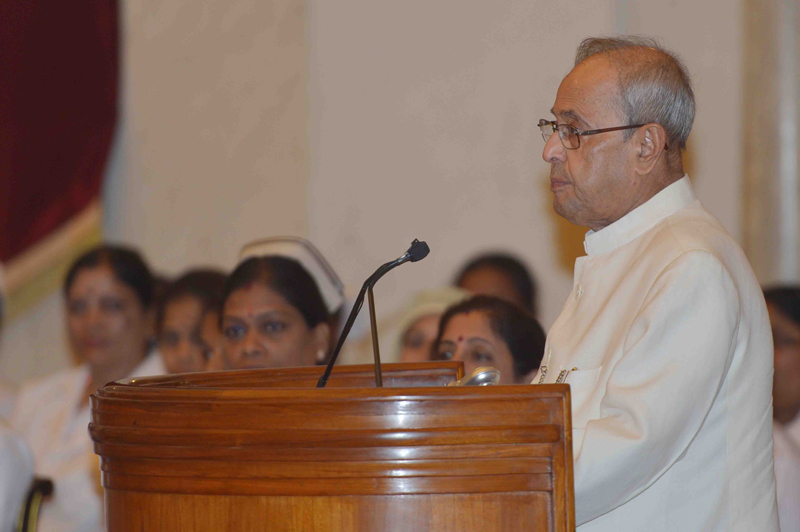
[90,362,574,531]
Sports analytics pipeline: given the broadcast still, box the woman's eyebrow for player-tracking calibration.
[225,309,286,321]
[465,337,495,348]
[253,310,288,320]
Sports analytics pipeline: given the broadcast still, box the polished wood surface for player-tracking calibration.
[116,361,464,389]
[91,362,574,531]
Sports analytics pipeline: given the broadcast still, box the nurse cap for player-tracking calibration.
[238,237,345,315]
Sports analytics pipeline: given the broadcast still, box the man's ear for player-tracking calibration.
[633,123,668,176]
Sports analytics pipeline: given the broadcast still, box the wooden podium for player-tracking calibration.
[90,362,575,531]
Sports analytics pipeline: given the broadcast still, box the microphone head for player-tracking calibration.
[408,239,430,262]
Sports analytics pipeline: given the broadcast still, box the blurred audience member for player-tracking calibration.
[11,245,165,532]
[0,419,33,532]
[396,288,469,364]
[0,264,17,420]
[221,238,344,370]
[157,269,226,373]
[0,262,5,331]
[454,252,538,316]
[765,287,800,532]
[432,295,545,384]
[773,423,800,532]
[765,287,800,443]
[147,273,172,351]
[0,265,33,526]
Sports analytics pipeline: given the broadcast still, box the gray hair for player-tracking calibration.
[575,36,695,151]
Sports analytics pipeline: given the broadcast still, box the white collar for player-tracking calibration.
[583,175,695,256]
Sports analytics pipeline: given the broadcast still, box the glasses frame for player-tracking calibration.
[538,119,646,150]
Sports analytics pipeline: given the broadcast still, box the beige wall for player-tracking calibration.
[306,0,744,330]
[742,0,800,284]
[105,0,311,272]
[1,0,748,383]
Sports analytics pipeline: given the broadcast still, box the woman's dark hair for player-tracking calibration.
[454,252,537,315]
[764,286,800,327]
[64,245,155,309]
[433,295,546,380]
[156,269,227,334]
[221,256,330,328]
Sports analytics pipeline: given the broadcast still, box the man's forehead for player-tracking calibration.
[552,55,620,124]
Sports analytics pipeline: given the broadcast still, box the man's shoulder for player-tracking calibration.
[660,202,734,251]
[644,201,746,270]
[640,201,764,311]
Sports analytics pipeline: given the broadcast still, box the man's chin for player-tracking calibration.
[552,196,583,226]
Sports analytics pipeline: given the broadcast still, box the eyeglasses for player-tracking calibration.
[538,119,645,150]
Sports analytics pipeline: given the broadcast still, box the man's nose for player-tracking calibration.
[542,132,567,163]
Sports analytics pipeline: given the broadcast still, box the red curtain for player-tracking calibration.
[0,0,118,262]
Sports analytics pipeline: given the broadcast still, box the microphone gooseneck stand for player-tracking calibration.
[366,285,382,387]
[316,239,430,389]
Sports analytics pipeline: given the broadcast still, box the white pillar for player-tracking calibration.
[742,0,800,284]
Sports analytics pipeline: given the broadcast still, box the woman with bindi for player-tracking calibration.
[220,238,343,370]
[432,295,545,385]
[395,288,469,364]
[11,245,165,532]
[62,245,164,402]
[157,269,227,373]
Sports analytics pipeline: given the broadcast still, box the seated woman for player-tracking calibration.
[220,238,344,370]
[0,419,33,532]
[0,267,17,420]
[453,252,538,317]
[11,245,165,532]
[395,288,469,364]
[763,287,800,532]
[432,295,545,385]
[157,269,227,373]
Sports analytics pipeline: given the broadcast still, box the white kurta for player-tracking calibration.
[0,419,33,532]
[11,353,165,532]
[535,176,778,531]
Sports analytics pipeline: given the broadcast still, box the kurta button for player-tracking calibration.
[575,284,584,300]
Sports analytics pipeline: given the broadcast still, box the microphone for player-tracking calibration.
[406,239,430,263]
[316,239,430,388]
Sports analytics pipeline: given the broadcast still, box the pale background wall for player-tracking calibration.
[0,0,745,383]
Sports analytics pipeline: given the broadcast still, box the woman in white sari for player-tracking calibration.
[11,245,165,532]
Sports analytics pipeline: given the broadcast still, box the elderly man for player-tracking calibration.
[536,37,778,531]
